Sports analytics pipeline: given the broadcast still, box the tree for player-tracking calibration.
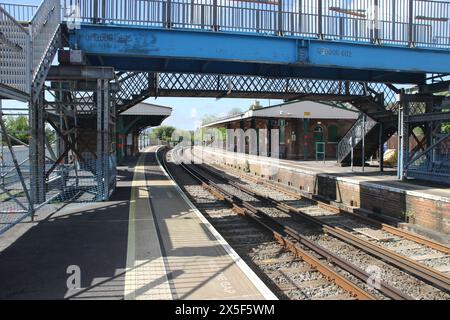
[201,114,219,125]
[227,107,242,116]
[2,115,56,146]
[150,126,176,143]
[4,115,30,145]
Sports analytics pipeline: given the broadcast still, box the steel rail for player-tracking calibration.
[166,151,410,300]
[211,163,450,255]
[198,163,450,294]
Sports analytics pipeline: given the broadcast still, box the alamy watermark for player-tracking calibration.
[65,5,81,30]
[170,127,282,177]
[66,265,81,290]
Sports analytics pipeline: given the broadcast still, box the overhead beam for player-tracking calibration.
[50,80,120,92]
[47,65,115,80]
[71,25,450,83]
[417,81,450,94]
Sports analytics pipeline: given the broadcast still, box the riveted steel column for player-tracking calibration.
[29,89,45,205]
[397,91,406,180]
[361,114,366,172]
[103,79,110,199]
[96,79,111,200]
[379,122,384,172]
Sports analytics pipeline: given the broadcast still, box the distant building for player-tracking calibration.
[117,102,172,160]
[202,100,359,160]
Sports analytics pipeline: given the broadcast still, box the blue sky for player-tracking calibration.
[2,0,282,130]
[148,97,281,130]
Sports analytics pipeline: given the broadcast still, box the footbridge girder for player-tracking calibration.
[69,24,448,84]
[116,72,399,101]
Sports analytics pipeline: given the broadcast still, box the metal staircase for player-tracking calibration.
[30,0,61,102]
[0,0,61,101]
[0,4,31,101]
[337,84,399,165]
[0,0,61,233]
[115,72,155,113]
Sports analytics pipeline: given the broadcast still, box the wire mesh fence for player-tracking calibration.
[407,133,450,184]
[0,100,117,234]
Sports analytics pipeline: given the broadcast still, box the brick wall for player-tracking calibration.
[217,117,355,160]
[197,146,449,236]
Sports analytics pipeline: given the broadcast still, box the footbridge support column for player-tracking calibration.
[30,89,46,205]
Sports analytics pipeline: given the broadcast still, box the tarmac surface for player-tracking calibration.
[0,146,274,300]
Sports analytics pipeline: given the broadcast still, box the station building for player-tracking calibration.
[117,102,172,161]
[202,101,359,160]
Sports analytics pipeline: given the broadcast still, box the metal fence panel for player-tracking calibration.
[0,6,31,97]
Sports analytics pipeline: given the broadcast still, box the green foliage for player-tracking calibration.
[150,125,176,143]
[171,129,193,145]
[2,115,56,146]
[201,114,219,125]
[244,160,250,173]
[443,122,450,133]
[227,107,242,116]
[3,115,30,145]
[412,126,424,136]
[45,127,56,144]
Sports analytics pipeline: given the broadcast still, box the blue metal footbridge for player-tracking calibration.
[0,0,450,230]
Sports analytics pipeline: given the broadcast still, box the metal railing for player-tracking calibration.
[30,0,61,82]
[337,114,378,163]
[0,3,37,22]
[0,0,61,98]
[0,6,31,97]
[67,0,450,49]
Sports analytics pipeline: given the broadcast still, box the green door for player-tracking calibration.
[313,125,324,154]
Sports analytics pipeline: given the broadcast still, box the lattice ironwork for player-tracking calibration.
[115,71,400,109]
[407,133,450,184]
[399,93,450,185]
[156,73,369,97]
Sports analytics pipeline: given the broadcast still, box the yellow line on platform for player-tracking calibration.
[124,147,173,300]
[123,150,143,300]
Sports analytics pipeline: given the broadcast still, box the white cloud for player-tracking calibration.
[190,107,197,118]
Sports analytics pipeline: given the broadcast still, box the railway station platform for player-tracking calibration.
[0,146,275,300]
[192,147,450,244]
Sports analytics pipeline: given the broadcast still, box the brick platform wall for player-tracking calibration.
[196,147,449,236]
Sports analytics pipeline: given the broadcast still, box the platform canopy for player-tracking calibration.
[119,102,172,133]
[202,100,359,127]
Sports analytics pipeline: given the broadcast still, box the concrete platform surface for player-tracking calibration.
[0,146,275,300]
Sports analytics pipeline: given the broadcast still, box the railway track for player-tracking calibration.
[160,147,415,300]
[208,158,450,258]
[171,146,450,299]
